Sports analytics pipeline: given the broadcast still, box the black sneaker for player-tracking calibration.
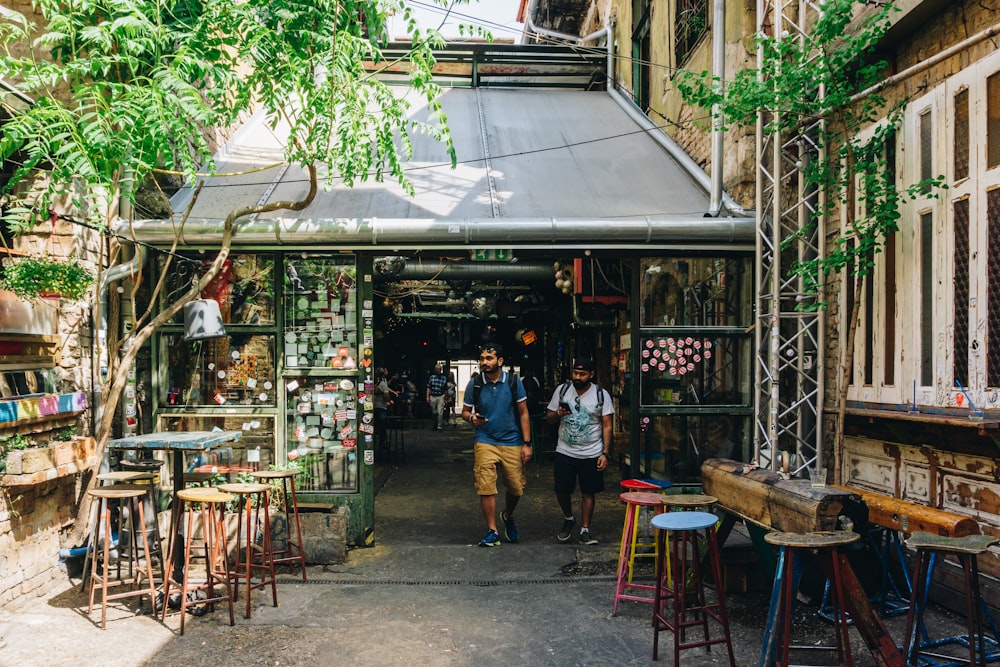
[578,529,599,545]
[558,517,575,542]
[479,529,501,547]
[500,511,519,543]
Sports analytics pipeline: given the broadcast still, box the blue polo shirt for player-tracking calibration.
[463,371,527,446]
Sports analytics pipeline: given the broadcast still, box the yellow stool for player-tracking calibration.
[613,491,667,615]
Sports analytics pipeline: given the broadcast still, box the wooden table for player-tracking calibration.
[108,430,242,581]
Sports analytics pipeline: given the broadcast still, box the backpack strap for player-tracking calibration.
[559,381,605,411]
[473,371,520,414]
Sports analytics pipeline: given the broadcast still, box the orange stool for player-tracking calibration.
[251,469,307,580]
[763,531,859,667]
[86,484,158,629]
[652,510,735,666]
[218,482,278,618]
[613,491,667,615]
[162,486,235,635]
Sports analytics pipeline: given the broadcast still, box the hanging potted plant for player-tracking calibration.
[0,255,95,301]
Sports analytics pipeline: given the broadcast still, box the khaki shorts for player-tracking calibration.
[473,442,526,496]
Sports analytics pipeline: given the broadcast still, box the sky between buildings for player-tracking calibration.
[389,0,524,43]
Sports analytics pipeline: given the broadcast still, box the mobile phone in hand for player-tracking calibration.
[475,413,488,422]
[559,402,571,411]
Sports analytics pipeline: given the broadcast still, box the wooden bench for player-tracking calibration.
[834,485,978,537]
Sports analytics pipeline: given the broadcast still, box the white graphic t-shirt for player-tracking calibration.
[546,383,614,459]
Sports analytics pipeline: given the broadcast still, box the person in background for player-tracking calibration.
[444,372,457,427]
[546,357,614,545]
[461,344,532,547]
[426,363,449,430]
[373,367,397,453]
[400,373,417,418]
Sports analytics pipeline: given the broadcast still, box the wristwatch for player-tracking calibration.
[523,441,532,446]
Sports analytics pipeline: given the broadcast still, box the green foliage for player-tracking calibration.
[0,255,95,301]
[674,0,946,309]
[4,433,30,451]
[0,0,465,231]
[57,425,79,440]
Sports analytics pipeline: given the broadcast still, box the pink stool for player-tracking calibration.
[613,491,668,615]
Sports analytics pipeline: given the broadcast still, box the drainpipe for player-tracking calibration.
[708,0,725,216]
[92,243,145,432]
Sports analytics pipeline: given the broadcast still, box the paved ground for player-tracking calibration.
[0,420,980,666]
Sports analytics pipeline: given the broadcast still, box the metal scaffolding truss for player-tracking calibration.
[754,0,825,477]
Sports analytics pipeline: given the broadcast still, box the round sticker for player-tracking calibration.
[693,354,702,362]
[362,413,373,423]
[642,349,650,358]
[704,350,712,359]
[687,362,695,371]
[231,350,241,360]
[645,339,654,348]
[685,337,693,345]
[217,370,226,379]
[285,332,297,344]
[658,339,667,348]
[669,367,677,376]
[678,366,687,375]
[297,297,309,310]
[694,340,702,349]
[669,358,677,367]
[668,344,676,354]
[658,362,666,371]
[300,391,312,402]
[677,356,686,365]
[259,393,268,402]
[264,381,273,390]
[340,379,355,390]
[704,341,713,350]
[652,349,661,358]
[641,363,650,372]
[685,347,694,356]
[667,338,675,346]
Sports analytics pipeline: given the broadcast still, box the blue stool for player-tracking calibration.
[651,510,735,666]
[762,531,859,667]
[902,532,1000,667]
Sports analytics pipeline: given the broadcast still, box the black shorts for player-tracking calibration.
[553,452,605,495]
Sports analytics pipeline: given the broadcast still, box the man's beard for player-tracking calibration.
[572,379,590,391]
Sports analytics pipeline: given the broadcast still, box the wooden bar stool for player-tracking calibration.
[161,486,235,635]
[86,484,158,629]
[613,491,667,615]
[902,532,1000,667]
[651,510,735,666]
[662,493,717,511]
[762,531,860,667]
[217,482,278,618]
[251,469,307,580]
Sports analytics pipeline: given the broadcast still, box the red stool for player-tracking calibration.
[218,482,278,618]
[613,491,667,615]
[251,469,307,580]
[162,486,235,635]
[763,531,859,667]
[651,510,735,666]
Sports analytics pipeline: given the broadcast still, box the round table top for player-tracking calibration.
[764,530,861,549]
[662,494,717,508]
[651,510,718,531]
[177,487,234,504]
[217,482,270,495]
[251,469,300,480]
[619,491,668,507]
[88,484,148,500]
[906,531,1000,555]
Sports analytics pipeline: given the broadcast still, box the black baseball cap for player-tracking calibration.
[573,357,595,371]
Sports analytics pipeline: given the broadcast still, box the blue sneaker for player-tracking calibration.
[479,529,501,547]
[499,511,519,543]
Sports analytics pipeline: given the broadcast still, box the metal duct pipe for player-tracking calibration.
[522,0,609,45]
[397,260,555,281]
[114,216,755,247]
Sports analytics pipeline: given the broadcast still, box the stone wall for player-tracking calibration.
[0,473,86,608]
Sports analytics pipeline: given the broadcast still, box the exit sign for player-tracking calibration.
[471,249,513,262]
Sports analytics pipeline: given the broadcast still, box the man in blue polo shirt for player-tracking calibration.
[461,344,532,547]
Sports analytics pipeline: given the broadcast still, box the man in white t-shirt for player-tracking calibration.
[545,357,614,545]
